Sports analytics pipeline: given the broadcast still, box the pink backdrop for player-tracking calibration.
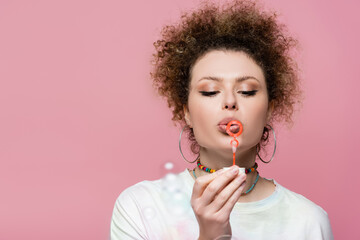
[0,0,358,239]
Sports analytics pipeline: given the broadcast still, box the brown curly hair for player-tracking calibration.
[151,0,302,153]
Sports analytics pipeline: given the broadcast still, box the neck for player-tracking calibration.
[198,146,257,170]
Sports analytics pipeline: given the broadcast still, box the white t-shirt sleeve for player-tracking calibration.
[110,187,148,240]
[305,206,334,240]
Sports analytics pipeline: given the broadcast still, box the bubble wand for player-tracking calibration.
[226,120,243,166]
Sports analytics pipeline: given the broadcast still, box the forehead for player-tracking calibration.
[190,50,265,85]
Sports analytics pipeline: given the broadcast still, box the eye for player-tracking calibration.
[238,90,258,96]
[199,91,219,97]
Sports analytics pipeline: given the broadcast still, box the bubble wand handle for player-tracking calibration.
[226,120,243,166]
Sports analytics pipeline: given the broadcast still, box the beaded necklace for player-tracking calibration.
[196,159,258,174]
[193,159,260,195]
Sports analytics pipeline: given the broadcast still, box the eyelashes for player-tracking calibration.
[240,90,258,96]
[199,91,219,96]
[199,90,258,97]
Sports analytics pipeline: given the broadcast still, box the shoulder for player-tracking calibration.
[115,179,162,207]
[278,183,328,217]
[276,182,333,239]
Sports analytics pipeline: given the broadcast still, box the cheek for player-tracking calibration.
[188,99,209,128]
[250,103,268,136]
[243,100,269,137]
[253,101,268,123]
[187,92,214,123]
[187,97,216,144]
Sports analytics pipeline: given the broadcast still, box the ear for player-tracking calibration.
[266,101,275,123]
[183,105,192,128]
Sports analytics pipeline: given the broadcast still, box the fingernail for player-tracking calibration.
[231,167,239,174]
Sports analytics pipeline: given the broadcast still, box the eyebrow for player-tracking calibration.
[198,76,260,83]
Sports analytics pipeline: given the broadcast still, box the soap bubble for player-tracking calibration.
[160,161,184,194]
[161,172,182,193]
[164,162,174,171]
[165,190,190,216]
[160,167,191,217]
[142,206,156,220]
[164,172,177,181]
[159,161,178,177]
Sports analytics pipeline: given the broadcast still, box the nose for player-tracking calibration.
[222,92,238,110]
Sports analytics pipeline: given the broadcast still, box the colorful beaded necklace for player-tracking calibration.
[196,159,258,174]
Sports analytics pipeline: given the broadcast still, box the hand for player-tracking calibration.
[190,165,247,240]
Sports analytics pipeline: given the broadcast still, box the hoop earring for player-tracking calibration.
[256,124,277,164]
[179,125,199,163]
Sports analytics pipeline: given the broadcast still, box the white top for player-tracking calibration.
[110,169,334,240]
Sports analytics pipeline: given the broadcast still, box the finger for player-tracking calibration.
[208,173,246,212]
[220,180,247,214]
[200,166,242,206]
[191,168,227,199]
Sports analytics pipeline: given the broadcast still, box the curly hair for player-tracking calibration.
[151,0,302,153]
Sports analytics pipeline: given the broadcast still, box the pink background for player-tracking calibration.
[0,0,358,239]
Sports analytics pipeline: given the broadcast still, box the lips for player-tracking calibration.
[218,117,241,134]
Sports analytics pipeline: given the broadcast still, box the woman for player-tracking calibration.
[110,0,333,239]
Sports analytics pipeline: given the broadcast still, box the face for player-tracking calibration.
[184,50,273,153]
